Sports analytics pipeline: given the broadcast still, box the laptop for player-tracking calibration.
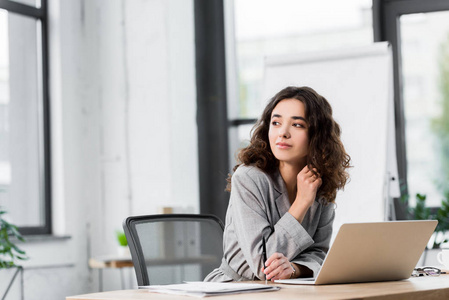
[275,220,437,285]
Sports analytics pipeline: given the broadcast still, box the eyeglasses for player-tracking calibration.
[411,267,443,277]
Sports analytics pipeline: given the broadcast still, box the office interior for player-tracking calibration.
[0,0,449,298]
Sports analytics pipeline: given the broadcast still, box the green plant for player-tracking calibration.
[115,230,128,247]
[436,192,449,232]
[401,193,449,249]
[412,193,431,220]
[0,207,28,268]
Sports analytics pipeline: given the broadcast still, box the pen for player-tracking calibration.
[262,236,267,284]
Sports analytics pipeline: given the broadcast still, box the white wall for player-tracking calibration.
[1,0,198,298]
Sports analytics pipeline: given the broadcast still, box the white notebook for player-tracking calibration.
[140,282,279,297]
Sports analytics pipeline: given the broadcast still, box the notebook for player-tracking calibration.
[275,220,437,285]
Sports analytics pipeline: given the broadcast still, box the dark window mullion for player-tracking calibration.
[385,0,449,16]
[228,118,257,127]
[40,0,51,235]
[0,0,44,18]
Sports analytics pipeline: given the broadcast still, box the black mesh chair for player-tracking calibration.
[123,214,224,286]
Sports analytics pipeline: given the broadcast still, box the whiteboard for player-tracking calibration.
[262,42,400,241]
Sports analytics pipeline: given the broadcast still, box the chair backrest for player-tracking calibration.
[123,214,224,286]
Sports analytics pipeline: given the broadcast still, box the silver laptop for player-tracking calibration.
[275,220,437,285]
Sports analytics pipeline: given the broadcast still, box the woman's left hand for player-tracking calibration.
[261,252,293,281]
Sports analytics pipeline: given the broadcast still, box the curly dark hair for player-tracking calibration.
[227,86,351,203]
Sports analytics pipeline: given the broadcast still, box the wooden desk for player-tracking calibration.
[89,256,134,269]
[67,275,449,300]
[89,256,134,291]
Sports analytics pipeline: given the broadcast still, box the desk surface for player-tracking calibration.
[67,275,449,300]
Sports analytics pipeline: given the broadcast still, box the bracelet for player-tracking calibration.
[289,263,296,279]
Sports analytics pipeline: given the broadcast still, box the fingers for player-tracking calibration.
[295,166,322,210]
[263,253,292,280]
[267,264,291,281]
[315,177,322,188]
[309,167,320,179]
[300,165,309,174]
[265,252,282,265]
[301,166,320,178]
[299,166,321,185]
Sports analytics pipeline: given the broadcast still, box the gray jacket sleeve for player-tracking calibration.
[291,203,335,276]
[230,167,331,279]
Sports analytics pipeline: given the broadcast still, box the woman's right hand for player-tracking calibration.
[261,252,293,281]
[289,165,322,222]
[296,165,322,206]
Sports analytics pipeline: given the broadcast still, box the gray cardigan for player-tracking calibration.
[204,164,335,282]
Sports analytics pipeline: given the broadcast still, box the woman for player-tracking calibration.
[205,86,351,282]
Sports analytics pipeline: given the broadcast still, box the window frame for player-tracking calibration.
[373,0,449,215]
[0,0,51,235]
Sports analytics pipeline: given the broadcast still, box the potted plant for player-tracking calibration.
[435,193,449,248]
[0,206,28,298]
[115,230,129,257]
[401,192,449,266]
[0,207,28,268]
[402,193,449,248]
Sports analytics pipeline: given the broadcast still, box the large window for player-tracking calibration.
[400,11,449,207]
[0,0,50,234]
[374,0,449,208]
[225,0,373,166]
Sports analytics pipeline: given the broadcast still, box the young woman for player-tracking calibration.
[205,86,351,282]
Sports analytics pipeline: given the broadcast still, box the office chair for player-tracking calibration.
[123,214,224,286]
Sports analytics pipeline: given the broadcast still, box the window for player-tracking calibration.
[0,0,50,234]
[401,11,449,207]
[225,0,373,166]
[374,0,449,208]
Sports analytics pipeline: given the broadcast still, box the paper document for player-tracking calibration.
[140,281,280,297]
